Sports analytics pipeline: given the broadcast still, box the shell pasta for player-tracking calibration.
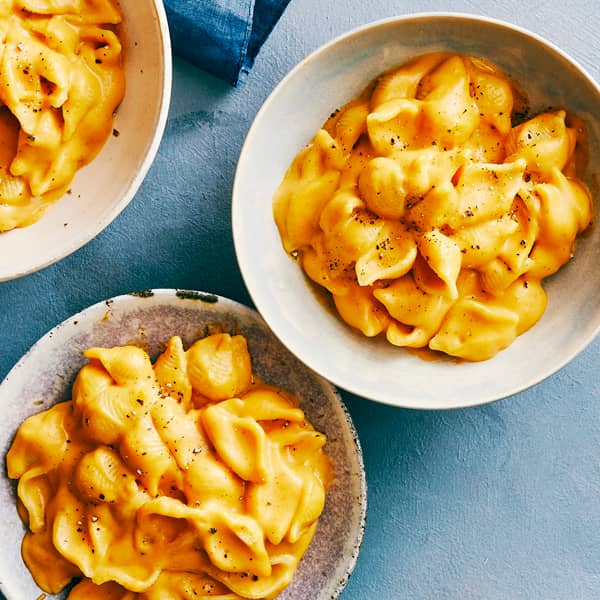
[0,0,125,231]
[7,333,333,599]
[273,53,593,361]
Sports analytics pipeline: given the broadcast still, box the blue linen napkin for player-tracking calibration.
[164,0,292,85]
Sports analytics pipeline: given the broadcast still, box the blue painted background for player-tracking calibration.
[1,0,599,598]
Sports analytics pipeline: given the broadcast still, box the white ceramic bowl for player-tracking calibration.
[0,290,365,600]
[232,13,600,409]
[0,2,172,281]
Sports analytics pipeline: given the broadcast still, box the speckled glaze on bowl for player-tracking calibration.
[0,2,172,282]
[232,13,600,409]
[0,290,366,600]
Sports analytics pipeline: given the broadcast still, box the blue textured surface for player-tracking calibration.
[1,1,600,598]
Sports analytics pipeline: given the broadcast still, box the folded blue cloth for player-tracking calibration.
[164,0,291,85]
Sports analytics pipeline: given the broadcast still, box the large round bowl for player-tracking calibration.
[0,2,172,281]
[232,13,600,409]
[0,290,365,600]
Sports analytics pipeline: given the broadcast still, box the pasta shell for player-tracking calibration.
[22,529,81,594]
[429,298,518,360]
[415,229,462,299]
[154,336,192,408]
[74,447,134,503]
[367,98,421,154]
[186,334,252,401]
[268,425,327,461]
[421,56,480,147]
[138,571,233,600]
[238,386,305,423]
[453,159,526,226]
[84,346,155,386]
[334,101,369,152]
[0,174,26,204]
[385,320,432,348]
[505,111,576,176]
[498,277,547,335]
[355,226,417,286]
[82,385,140,444]
[479,258,520,294]
[371,52,446,107]
[119,419,179,498]
[202,401,268,483]
[6,401,72,477]
[206,552,301,600]
[246,444,303,546]
[17,467,52,533]
[288,472,326,544]
[301,236,354,296]
[281,170,341,253]
[465,57,514,135]
[358,156,407,219]
[374,274,453,332]
[319,189,384,267]
[199,508,272,578]
[333,283,390,336]
[67,579,133,600]
[452,214,519,269]
[184,448,244,509]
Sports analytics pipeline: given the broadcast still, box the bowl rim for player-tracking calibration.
[232,12,600,410]
[0,1,173,282]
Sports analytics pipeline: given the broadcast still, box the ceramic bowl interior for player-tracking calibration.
[232,13,600,409]
[0,290,365,600]
[0,2,172,281]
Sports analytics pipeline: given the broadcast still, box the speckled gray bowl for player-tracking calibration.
[0,290,366,600]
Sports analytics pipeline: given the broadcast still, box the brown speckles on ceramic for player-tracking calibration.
[174,289,220,302]
[0,289,366,600]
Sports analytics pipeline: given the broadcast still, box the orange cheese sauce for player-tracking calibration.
[7,333,333,599]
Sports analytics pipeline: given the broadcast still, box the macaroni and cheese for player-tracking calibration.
[7,333,333,599]
[273,53,593,361]
[0,0,125,232]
